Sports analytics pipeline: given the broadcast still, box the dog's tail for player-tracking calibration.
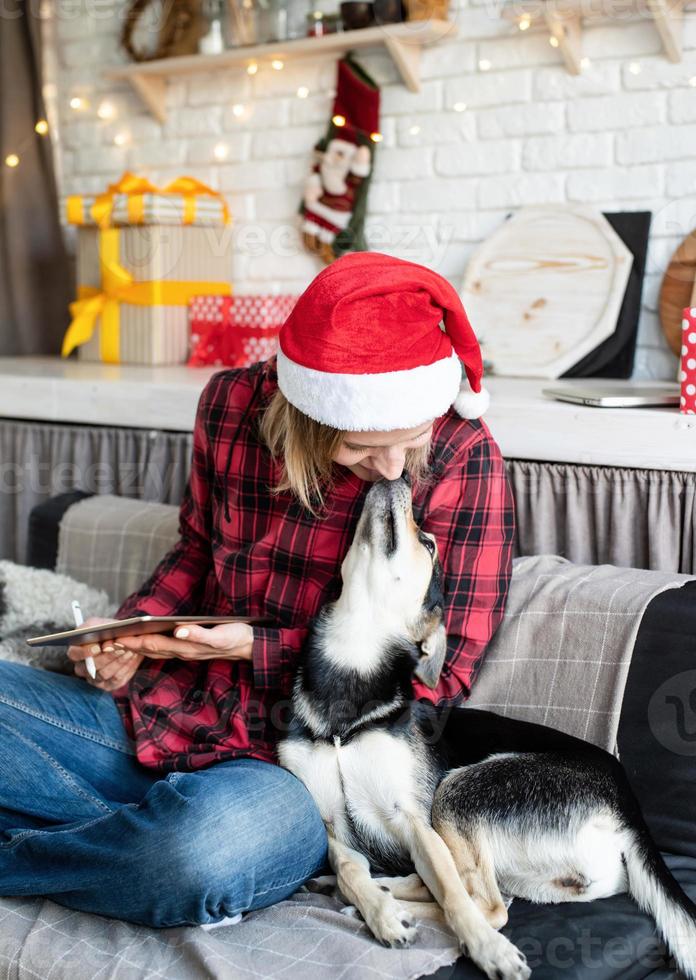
[623,824,696,979]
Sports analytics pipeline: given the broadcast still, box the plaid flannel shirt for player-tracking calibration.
[114,356,515,772]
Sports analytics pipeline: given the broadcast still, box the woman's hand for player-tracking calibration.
[67,617,145,692]
[114,622,254,662]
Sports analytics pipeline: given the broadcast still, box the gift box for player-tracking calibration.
[62,173,233,366]
[680,307,696,414]
[188,294,297,368]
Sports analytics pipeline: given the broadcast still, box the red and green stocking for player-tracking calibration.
[301,56,381,265]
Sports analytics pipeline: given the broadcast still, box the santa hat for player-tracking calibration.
[277,252,490,431]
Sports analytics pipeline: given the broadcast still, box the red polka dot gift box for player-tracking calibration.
[188,294,297,369]
[681,306,696,415]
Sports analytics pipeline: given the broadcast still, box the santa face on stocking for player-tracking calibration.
[300,56,380,265]
[302,137,372,259]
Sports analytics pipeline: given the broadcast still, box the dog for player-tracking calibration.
[278,475,696,979]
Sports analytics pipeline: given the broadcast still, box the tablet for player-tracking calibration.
[26,615,268,648]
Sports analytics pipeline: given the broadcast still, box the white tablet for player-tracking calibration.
[26,615,267,648]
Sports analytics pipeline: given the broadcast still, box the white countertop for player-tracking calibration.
[485,377,693,473]
[0,357,691,472]
[0,357,219,433]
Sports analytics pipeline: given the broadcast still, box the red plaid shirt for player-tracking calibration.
[114,356,515,772]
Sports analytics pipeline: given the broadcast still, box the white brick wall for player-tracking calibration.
[47,1,696,379]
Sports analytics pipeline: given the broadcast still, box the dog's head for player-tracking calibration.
[339,474,447,689]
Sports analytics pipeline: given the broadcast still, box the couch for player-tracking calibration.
[2,490,694,980]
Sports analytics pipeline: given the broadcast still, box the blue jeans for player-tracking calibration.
[0,660,328,928]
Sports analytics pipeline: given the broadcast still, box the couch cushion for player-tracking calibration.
[617,580,696,861]
[27,491,93,570]
[56,495,180,606]
[429,854,696,980]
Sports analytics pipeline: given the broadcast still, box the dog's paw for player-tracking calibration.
[371,904,418,948]
[465,929,530,980]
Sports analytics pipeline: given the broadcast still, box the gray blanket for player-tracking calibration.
[467,555,691,753]
[0,891,460,980]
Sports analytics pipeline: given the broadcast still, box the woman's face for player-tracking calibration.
[332,421,434,482]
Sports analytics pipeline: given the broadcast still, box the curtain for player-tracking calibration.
[0,420,192,563]
[3,423,695,574]
[508,460,696,574]
[0,0,71,354]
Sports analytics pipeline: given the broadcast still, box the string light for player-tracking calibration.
[271,59,284,70]
[628,61,642,75]
[549,35,559,47]
[479,58,491,71]
[246,62,258,75]
[518,15,531,30]
[113,131,130,146]
[370,131,383,143]
[69,96,87,110]
[214,142,229,160]
[232,103,245,117]
[453,101,467,112]
[4,115,57,174]
[97,101,116,120]
[297,86,309,98]
[332,114,346,127]
[409,124,420,135]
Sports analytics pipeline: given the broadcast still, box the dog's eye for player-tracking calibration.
[420,535,436,557]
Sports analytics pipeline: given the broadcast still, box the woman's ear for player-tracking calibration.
[414,615,448,689]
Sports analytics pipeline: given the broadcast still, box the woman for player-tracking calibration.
[0,253,514,928]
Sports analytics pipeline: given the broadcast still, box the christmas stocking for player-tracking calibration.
[301,56,381,265]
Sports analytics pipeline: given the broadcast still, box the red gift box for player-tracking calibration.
[680,307,696,415]
[188,294,297,368]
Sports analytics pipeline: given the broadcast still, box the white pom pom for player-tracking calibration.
[453,383,490,419]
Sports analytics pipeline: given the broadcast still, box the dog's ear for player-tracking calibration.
[414,609,448,689]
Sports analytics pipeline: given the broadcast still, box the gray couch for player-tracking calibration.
[1,491,693,980]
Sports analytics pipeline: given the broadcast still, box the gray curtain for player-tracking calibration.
[3,424,695,574]
[508,460,696,574]
[0,420,192,564]
[0,0,71,354]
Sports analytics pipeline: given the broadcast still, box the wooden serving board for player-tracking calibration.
[658,229,696,356]
[461,205,634,379]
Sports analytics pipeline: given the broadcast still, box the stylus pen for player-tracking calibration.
[72,600,97,679]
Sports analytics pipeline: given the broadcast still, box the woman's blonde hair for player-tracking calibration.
[258,389,434,515]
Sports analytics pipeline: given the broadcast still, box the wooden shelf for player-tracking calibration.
[502,0,687,74]
[105,20,457,121]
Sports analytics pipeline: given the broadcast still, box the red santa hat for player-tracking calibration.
[277,252,490,431]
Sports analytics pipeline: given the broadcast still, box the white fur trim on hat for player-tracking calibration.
[277,348,464,431]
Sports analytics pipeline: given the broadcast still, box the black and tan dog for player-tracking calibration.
[278,476,696,980]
